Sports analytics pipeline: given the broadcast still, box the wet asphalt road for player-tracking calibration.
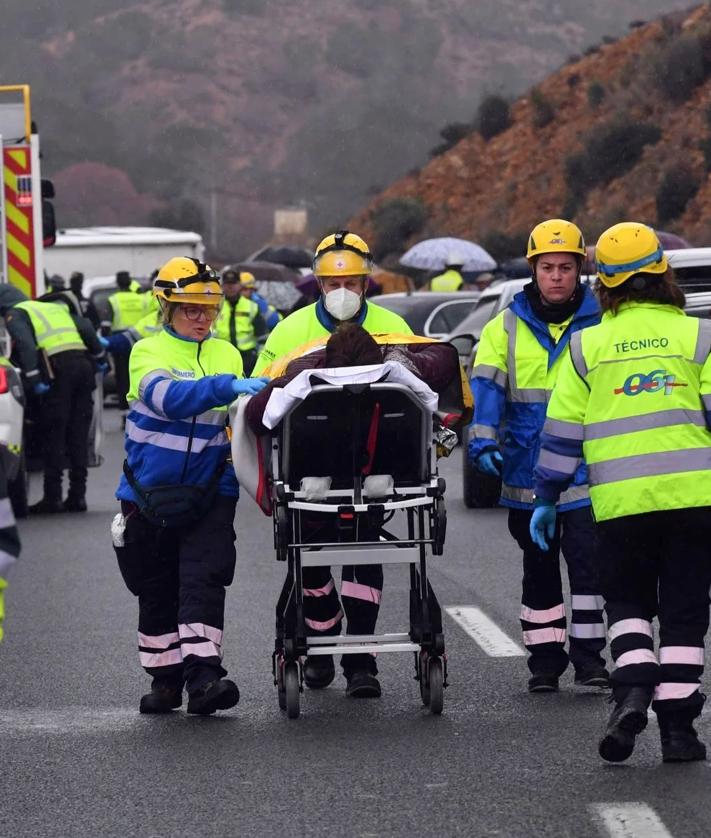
[1,410,711,838]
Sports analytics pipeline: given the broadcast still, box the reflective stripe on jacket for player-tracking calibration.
[252,299,413,375]
[108,290,147,331]
[214,296,259,351]
[468,285,600,510]
[115,327,244,502]
[14,300,85,356]
[534,302,711,521]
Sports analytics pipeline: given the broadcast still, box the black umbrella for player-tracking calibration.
[249,245,314,269]
[233,260,300,283]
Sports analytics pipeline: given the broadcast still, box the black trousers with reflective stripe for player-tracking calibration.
[597,506,711,714]
[301,513,382,676]
[115,496,237,693]
[508,506,606,677]
[40,350,95,501]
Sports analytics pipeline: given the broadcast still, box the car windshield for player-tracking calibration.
[456,296,499,336]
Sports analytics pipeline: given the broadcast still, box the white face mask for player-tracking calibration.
[323,287,362,321]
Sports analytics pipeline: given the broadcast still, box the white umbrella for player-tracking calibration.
[400,237,496,272]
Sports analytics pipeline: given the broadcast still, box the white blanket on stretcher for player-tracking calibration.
[261,362,438,430]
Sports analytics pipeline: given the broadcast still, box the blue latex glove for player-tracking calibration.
[530,502,557,552]
[475,449,503,477]
[33,381,51,396]
[98,335,111,349]
[97,361,110,375]
[231,377,270,397]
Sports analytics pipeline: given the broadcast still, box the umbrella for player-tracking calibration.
[232,261,301,313]
[247,245,314,269]
[399,237,496,272]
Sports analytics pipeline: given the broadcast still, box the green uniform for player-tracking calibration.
[430,269,463,292]
[214,296,260,352]
[536,302,711,521]
[14,300,85,355]
[108,290,146,331]
[253,301,412,375]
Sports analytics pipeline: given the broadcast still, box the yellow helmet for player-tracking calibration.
[239,271,257,288]
[153,257,223,306]
[527,219,586,260]
[313,230,373,277]
[595,222,667,288]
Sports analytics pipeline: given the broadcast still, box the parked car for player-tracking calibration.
[667,247,711,292]
[373,291,480,338]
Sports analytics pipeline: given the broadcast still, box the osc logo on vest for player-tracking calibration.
[614,369,687,396]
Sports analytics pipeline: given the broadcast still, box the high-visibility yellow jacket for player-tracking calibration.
[214,296,260,351]
[108,290,146,331]
[534,302,711,521]
[469,286,600,510]
[14,300,85,355]
[430,269,464,292]
[252,299,412,375]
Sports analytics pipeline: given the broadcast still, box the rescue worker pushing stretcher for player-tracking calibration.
[253,231,412,697]
[468,220,609,692]
[113,257,268,716]
[532,223,711,763]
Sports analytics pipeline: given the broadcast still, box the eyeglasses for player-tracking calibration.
[179,305,220,322]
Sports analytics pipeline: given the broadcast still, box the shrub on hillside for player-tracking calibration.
[587,81,605,108]
[370,198,427,262]
[699,136,711,172]
[653,34,709,104]
[564,117,661,190]
[480,230,527,263]
[429,122,472,157]
[655,165,699,225]
[476,95,511,141]
[530,89,554,129]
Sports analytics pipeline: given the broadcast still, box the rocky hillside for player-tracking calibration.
[0,0,693,258]
[351,4,711,264]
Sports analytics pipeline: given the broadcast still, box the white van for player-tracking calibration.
[43,226,205,280]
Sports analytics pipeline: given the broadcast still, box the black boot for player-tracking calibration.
[187,679,240,715]
[345,670,381,698]
[303,655,335,689]
[29,497,64,514]
[598,686,651,762]
[657,695,707,763]
[139,679,183,714]
[528,673,559,693]
[574,665,611,688]
[63,495,87,512]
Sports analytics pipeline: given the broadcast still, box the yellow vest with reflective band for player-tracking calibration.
[109,290,146,331]
[545,302,711,521]
[253,301,412,375]
[14,300,85,356]
[131,312,162,340]
[430,269,463,292]
[214,296,259,351]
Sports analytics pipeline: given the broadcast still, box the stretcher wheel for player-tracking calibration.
[419,652,431,707]
[284,661,300,719]
[277,663,287,711]
[428,657,444,715]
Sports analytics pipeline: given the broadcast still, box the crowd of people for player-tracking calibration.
[0,221,709,767]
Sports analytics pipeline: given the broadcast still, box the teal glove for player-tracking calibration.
[476,450,503,477]
[98,336,111,349]
[530,502,556,551]
[232,377,269,397]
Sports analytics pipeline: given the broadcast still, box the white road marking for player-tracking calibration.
[590,803,674,838]
[444,605,525,657]
[0,708,147,734]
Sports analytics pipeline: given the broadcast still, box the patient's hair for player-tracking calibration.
[325,323,382,367]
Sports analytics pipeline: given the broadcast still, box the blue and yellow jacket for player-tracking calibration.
[116,327,244,502]
[468,285,600,510]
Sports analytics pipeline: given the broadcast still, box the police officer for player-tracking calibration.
[532,223,711,763]
[114,257,268,715]
[430,254,464,292]
[69,271,100,330]
[238,271,281,335]
[214,268,264,375]
[468,219,608,692]
[104,271,147,425]
[0,284,107,513]
[253,230,412,699]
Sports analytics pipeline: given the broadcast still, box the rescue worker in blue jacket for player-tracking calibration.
[0,284,107,513]
[113,257,268,716]
[468,219,609,692]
